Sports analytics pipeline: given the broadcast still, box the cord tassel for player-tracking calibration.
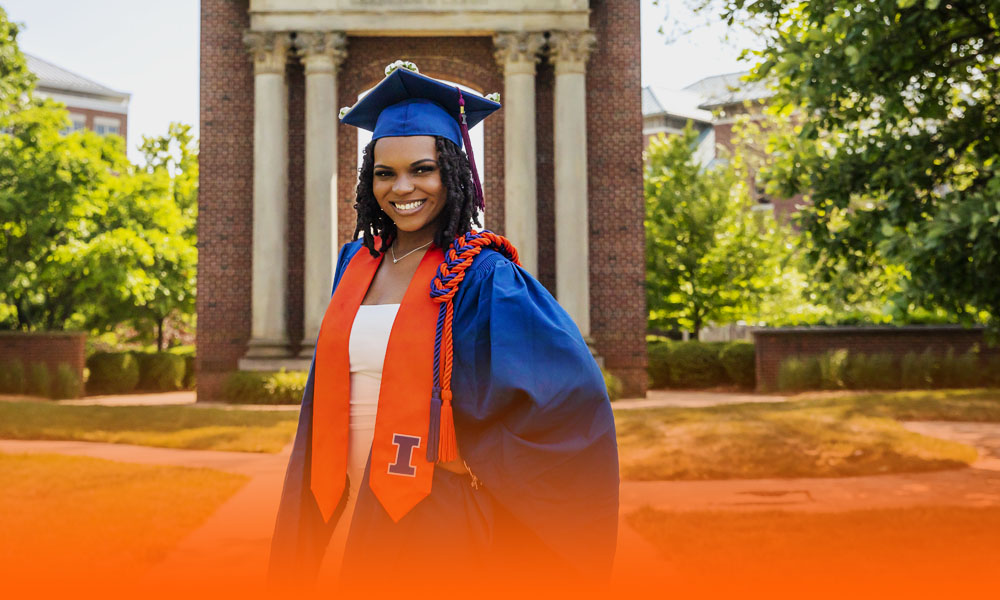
[437,389,457,463]
[428,231,521,466]
[426,387,442,462]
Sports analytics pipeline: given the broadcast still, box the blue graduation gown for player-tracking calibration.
[268,240,619,586]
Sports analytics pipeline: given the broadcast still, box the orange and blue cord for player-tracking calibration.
[426,230,520,462]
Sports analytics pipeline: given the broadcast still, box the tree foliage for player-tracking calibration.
[0,8,198,347]
[711,0,1000,327]
[645,125,796,335]
[0,7,33,117]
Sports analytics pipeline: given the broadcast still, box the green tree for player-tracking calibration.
[645,125,796,336]
[130,123,199,350]
[0,100,132,330]
[0,8,198,345]
[708,0,1000,328]
[735,106,915,325]
[0,7,34,118]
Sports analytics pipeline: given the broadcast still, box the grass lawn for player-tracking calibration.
[0,401,299,453]
[614,391,988,480]
[626,505,1000,593]
[0,452,248,577]
[794,388,1000,421]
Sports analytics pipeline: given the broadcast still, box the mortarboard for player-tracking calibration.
[340,61,501,210]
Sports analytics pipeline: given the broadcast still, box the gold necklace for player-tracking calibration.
[391,240,433,264]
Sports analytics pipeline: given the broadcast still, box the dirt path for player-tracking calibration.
[614,389,789,409]
[902,420,1000,469]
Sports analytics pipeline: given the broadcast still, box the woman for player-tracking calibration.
[268,62,619,593]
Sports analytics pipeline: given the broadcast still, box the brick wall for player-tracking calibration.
[752,326,1000,392]
[287,61,305,356]
[199,0,648,400]
[0,332,86,396]
[198,0,254,402]
[587,0,647,395]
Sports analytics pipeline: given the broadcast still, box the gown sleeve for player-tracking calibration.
[449,251,620,578]
[266,241,359,585]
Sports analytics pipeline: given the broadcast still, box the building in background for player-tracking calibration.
[642,71,804,220]
[198,0,648,398]
[26,53,130,141]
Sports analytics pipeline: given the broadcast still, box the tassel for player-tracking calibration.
[426,387,442,462]
[437,389,458,463]
[456,88,485,212]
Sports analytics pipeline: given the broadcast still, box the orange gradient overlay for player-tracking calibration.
[4,471,1000,600]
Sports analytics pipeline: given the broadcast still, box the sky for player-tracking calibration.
[2,0,754,164]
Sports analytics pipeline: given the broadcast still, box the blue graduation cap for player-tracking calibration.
[340,62,501,210]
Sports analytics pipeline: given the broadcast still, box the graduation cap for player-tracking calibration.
[340,61,501,210]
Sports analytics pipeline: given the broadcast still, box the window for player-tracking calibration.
[94,117,122,136]
[61,113,87,135]
[95,122,120,136]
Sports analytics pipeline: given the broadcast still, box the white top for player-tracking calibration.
[346,303,399,498]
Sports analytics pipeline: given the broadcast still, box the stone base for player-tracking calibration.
[244,337,292,358]
[585,336,605,369]
[237,356,312,372]
[298,339,317,359]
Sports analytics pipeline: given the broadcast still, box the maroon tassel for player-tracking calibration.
[456,88,485,212]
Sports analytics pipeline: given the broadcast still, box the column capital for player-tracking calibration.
[547,30,596,75]
[493,32,546,76]
[243,30,292,75]
[295,31,348,75]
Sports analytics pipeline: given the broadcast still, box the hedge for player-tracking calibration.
[0,359,26,394]
[221,370,307,404]
[777,356,821,392]
[778,348,991,392]
[602,367,624,401]
[26,362,52,398]
[719,342,756,389]
[669,343,726,388]
[183,355,196,389]
[134,352,186,392]
[86,352,140,395]
[647,341,675,388]
[844,353,898,389]
[646,340,756,390]
[52,363,82,399]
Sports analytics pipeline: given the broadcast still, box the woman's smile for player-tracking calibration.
[391,198,427,214]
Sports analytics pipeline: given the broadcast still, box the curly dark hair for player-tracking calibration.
[353,136,481,257]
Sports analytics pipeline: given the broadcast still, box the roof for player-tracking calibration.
[641,86,664,116]
[682,70,773,110]
[26,53,130,100]
[642,85,713,123]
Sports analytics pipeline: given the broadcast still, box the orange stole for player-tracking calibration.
[311,244,444,523]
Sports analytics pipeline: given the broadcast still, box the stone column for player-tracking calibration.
[243,31,292,357]
[549,30,596,338]
[296,32,348,358]
[494,32,545,276]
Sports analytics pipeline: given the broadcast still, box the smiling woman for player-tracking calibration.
[372,137,447,237]
[268,63,619,594]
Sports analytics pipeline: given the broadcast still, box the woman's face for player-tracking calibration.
[372,135,448,241]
